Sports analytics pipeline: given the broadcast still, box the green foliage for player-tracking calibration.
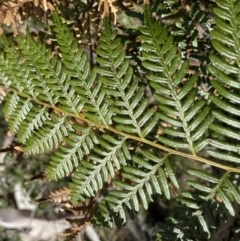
[0,0,240,240]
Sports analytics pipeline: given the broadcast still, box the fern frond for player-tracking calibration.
[17,106,50,144]
[23,113,72,154]
[0,35,38,98]
[156,169,240,240]
[53,12,113,125]
[95,151,176,227]
[186,169,240,216]
[17,31,82,111]
[0,1,240,240]
[3,92,21,121]
[207,0,240,165]
[46,125,99,180]
[96,18,158,137]
[2,34,58,105]
[70,135,129,203]
[36,186,70,204]
[7,98,33,134]
[140,6,213,154]
[59,197,98,241]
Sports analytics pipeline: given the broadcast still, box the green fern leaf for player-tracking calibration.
[207,0,240,168]
[140,6,212,155]
[97,18,158,138]
[96,150,171,226]
[70,135,129,203]
[17,106,50,144]
[0,2,240,240]
[23,114,72,154]
[46,125,99,180]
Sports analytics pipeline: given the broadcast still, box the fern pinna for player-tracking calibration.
[0,0,240,240]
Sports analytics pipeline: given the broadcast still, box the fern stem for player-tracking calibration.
[4,86,240,174]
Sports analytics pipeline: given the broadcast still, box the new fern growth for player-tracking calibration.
[0,0,240,240]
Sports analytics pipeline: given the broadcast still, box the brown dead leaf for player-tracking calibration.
[0,0,54,35]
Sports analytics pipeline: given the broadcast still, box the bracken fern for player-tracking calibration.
[0,0,240,240]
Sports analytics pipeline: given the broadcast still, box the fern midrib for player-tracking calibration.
[10,98,32,133]
[105,36,142,137]
[24,114,67,152]
[113,154,170,212]
[4,86,240,174]
[164,65,195,155]
[148,25,195,155]
[19,106,48,143]
[52,126,93,179]
[76,138,126,195]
